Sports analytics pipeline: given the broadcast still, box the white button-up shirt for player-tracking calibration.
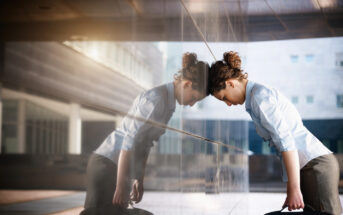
[95,83,176,166]
[245,81,332,181]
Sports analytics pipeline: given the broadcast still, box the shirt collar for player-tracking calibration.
[245,80,255,110]
[166,82,176,111]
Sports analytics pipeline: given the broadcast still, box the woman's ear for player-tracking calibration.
[225,80,234,89]
[183,80,192,89]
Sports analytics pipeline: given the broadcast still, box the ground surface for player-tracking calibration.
[0,190,342,215]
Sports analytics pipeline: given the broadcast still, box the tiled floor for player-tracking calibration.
[48,207,83,215]
[0,190,342,215]
[0,190,77,205]
[0,192,85,215]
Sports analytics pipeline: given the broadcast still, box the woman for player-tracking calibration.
[80,52,209,215]
[208,51,342,214]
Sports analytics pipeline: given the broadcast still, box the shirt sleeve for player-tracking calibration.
[132,146,151,180]
[251,89,297,152]
[120,93,164,151]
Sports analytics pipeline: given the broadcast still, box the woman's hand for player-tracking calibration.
[113,150,132,208]
[113,185,130,208]
[283,185,304,211]
[130,179,144,204]
[281,151,304,211]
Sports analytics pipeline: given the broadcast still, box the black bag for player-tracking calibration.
[264,205,330,215]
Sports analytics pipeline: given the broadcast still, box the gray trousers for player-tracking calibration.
[80,153,123,215]
[301,154,342,215]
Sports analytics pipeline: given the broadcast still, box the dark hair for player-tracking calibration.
[208,51,247,95]
[174,52,210,96]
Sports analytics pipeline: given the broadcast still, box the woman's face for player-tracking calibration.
[176,80,205,106]
[213,79,244,106]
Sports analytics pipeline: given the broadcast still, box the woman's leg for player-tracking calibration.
[80,153,122,215]
[301,154,342,215]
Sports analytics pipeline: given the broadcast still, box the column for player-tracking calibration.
[17,100,26,153]
[0,43,4,154]
[0,84,2,153]
[68,103,81,154]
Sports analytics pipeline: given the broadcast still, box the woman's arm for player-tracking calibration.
[113,150,131,207]
[130,151,149,203]
[282,150,304,211]
[250,90,303,210]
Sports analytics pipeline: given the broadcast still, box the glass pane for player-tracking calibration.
[3,100,18,122]
[2,100,18,153]
[25,101,68,154]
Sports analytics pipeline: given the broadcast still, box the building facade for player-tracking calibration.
[0,41,163,155]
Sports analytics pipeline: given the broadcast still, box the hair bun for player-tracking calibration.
[182,52,198,69]
[223,51,241,70]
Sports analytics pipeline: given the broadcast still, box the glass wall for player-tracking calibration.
[54,0,250,199]
[1,1,343,214]
[177,0,249,197]
[0,1,249,214]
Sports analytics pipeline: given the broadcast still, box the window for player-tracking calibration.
[25,102,68,154]
[306,95,314,104]
[2,100,19,153]
[291,96,299,104]
[322,140,331,150]
[336,53,343,69]
[337,95,343,108]
[305,54,314,63]
[338,140,343,154]
[290,55,298,63]
[261,141,271,154]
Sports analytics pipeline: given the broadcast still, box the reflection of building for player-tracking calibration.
[156,42,183,155]
[1,88,117,155]
[154,42,247,155]
[178,42,250,157]
[64,41,162,89]
[182,120,249,155]
[0,41,163,155]
[0,41,249,192]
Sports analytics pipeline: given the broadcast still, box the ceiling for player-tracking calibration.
[0,0,342,42]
